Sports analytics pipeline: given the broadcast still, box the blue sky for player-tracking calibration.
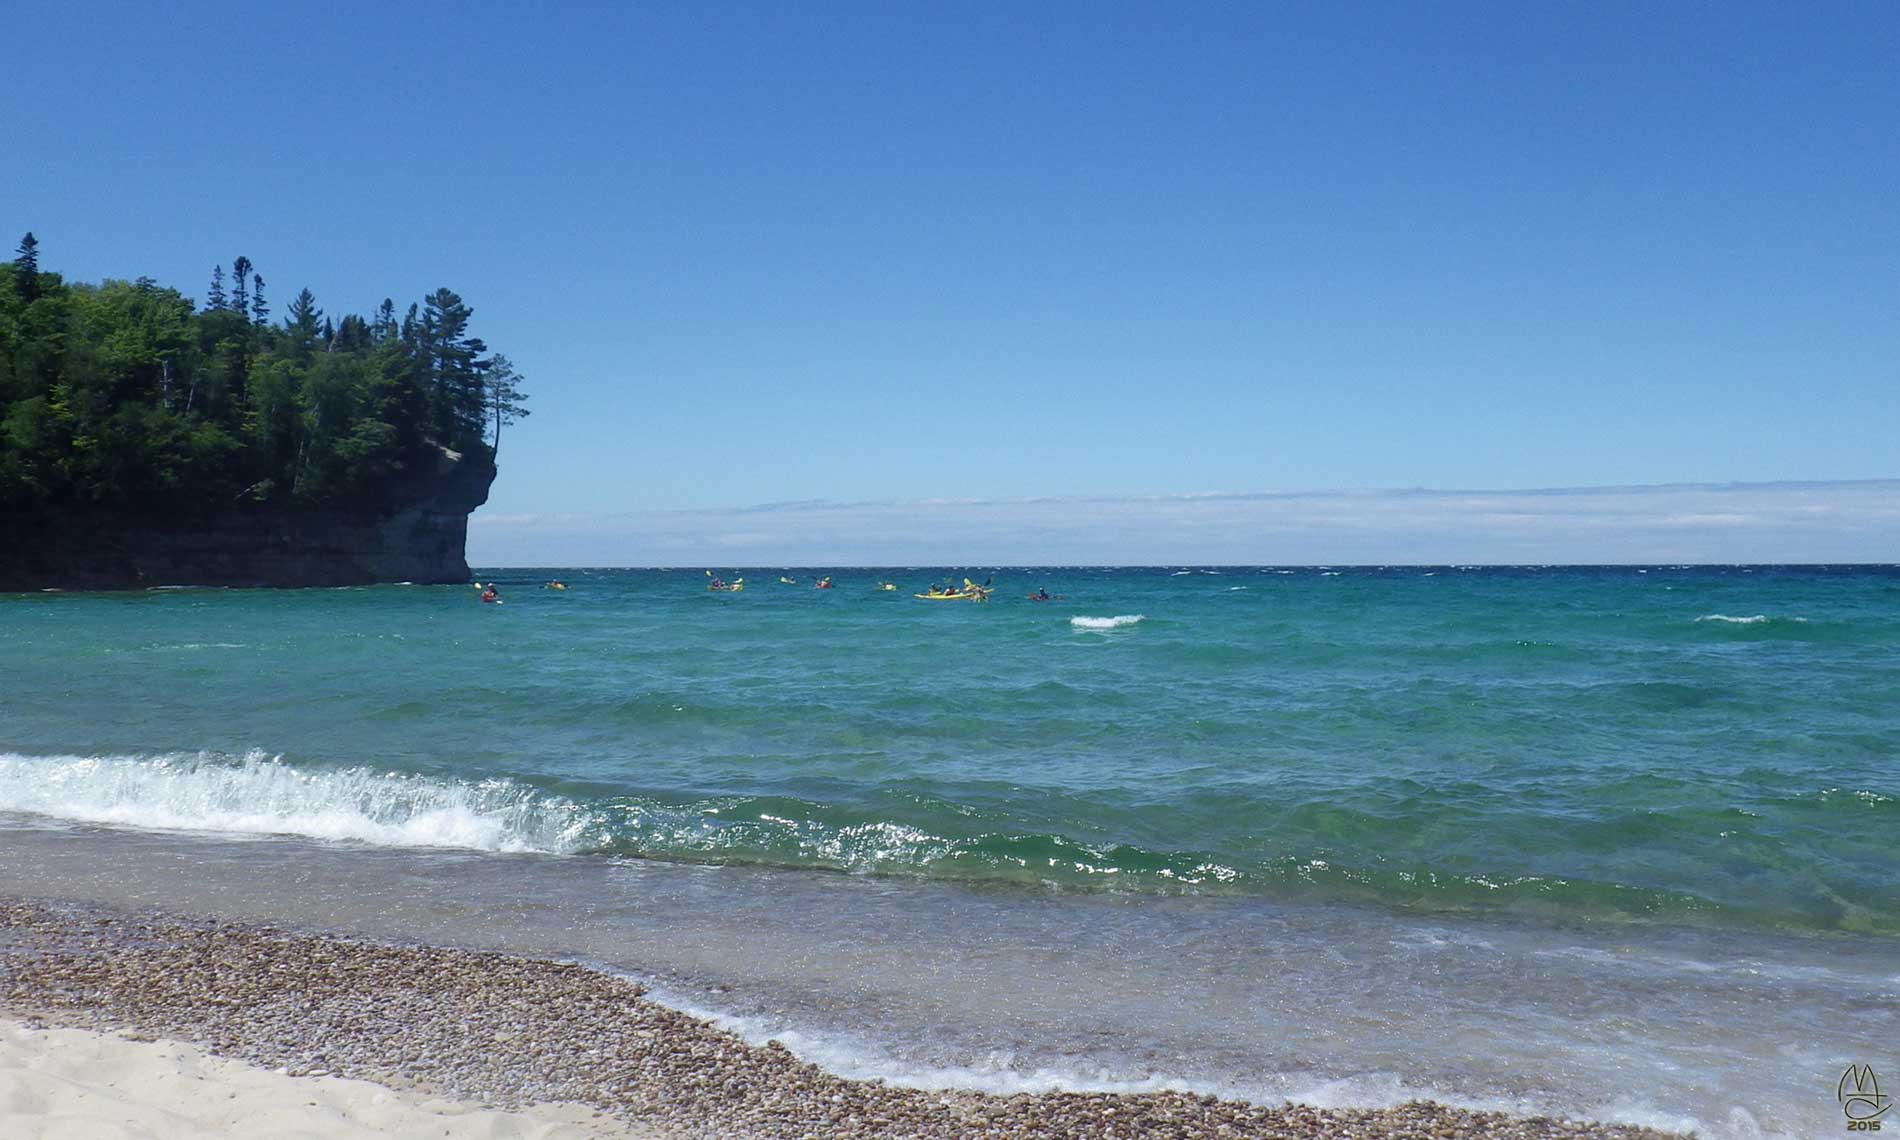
[6,4,1897,561]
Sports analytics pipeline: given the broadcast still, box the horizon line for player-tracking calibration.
[472,562,1900,570]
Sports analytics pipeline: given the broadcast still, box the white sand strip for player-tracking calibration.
[0,1019,657,1140]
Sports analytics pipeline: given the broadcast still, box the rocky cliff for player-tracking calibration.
[0,450,494,591]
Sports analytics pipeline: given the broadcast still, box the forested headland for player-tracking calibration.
[0,234,529,588]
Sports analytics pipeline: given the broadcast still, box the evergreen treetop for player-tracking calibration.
[13,233,39,302]
[0,234,530,518]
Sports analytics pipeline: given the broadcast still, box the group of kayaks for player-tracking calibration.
[914,579,992,601]
[480,575,1052,604]
[704,573,1013,602]
[474,579,571,604]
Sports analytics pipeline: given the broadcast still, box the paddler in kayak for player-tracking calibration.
[814,576,833,589]
[480,585,500,604]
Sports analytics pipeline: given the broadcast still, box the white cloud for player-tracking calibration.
[467,480,1900,566]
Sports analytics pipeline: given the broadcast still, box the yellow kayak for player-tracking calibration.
[916,577,990,601]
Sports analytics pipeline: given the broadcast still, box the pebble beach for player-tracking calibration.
[0,899,1688,1140]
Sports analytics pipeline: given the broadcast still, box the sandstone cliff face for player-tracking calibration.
[0,451,495,591]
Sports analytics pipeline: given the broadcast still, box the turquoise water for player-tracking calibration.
[3,565,1896,934]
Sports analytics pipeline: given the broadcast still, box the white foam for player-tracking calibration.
[0,750,591,854]
[642,984,1726,1136]
[1070,615,1144,630]
[1693,614,1805,625]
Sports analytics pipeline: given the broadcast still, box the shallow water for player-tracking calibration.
[2,566,1897,1137]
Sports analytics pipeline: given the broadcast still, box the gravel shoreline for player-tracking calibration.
[0,898,1690,1140]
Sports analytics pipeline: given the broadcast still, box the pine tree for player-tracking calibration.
[285,287,321,335]
[250,274,268,325]
[373,298,397,344]
[283,287,321,357]
[230,256,251,316]
[208,265,227,310]
[13,232,40,303]
[421,287,487,451]
[484,354,530,458]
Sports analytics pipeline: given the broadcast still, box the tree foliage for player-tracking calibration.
[0,235,529,517]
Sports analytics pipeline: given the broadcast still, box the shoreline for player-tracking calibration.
[0,898,1687,1140]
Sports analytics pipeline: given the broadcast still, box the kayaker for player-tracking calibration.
[480,586,499,604]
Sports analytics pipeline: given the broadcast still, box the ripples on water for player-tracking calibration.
[3,566,1898,1136]
[3,565,1897,934]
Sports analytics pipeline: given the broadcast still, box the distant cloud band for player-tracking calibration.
[469,480,1900,565]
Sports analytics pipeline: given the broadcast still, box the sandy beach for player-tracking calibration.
[0,898,1687,1140]
[0,1018,652,1140]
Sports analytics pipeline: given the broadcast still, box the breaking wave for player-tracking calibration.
[0,750,592,854]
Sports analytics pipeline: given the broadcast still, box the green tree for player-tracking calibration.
[331,313,368,354]
[0,249,521,520]
[421,287,487,451]
[372,298,397,344]
[484,354,529,458]
[13,233,39,303]
[285,288,321,344]
[229,256,251,317]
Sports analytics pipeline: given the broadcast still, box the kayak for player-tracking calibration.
[916,578,991,601]
[707,579,745,592]
[875,583,897,591]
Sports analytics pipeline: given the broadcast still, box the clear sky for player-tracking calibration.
[6,3,1897,561]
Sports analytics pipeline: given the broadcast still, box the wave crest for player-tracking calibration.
[1071,615,1144,630]
[0,750,591,854]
